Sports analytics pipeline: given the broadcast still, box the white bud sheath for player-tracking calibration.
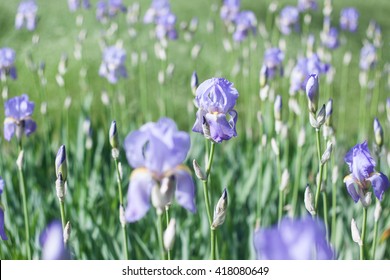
[271,138,279,156]
[280,169,290,191]
[63,221,71,244]
[119,205,126,227]
[304,185,316,216]
[298,127,306,147]
[332,166,339,185]
[374,200,382,222]
[16,150,24,171]
[351,218,362,246]
[321,142,333,165]
[193,159,206,181]
[212,189,228,229]
[163,218,176,251]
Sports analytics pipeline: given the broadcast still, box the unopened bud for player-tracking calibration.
[55,145,67,182]
[304,185,316,216]
[274,95,282,121]
[119,205,126,227]
[321,142,333,165]
[16,150,24,171]
[63,221,71,244]
[211,188,228,229]
[351,218,362,246]
[373,118,383,148]
[109,121,119,149]
[374,200,382,222]
[280,169,289,191]
[325,98,333,126]
[202,116,212,141]
[193,159,206,181]
[271,138,279,156]
[259,64,268,88]
[163,218,176,251]
[56,174,65,202]
[191,71,198,95]
[306,74,319,114]
[151,176,176,214]
[361,192,372,208]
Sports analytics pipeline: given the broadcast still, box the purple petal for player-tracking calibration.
[205,112,236,143]
[0,176,4,195]
[3,121,15,141]
[40,220,69,259]
[344,175,359,203]
[351,141,375,182]
[367,172,390,201]
[24,119,37,136]
[125,169,155,222]
[0,207,7,241]
[124,129,148,169]
[174,167,196,213]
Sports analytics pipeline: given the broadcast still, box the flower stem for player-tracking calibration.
[165,208,171,260]
[322,191,329,240]
[276,138,283,225]
[360,207,368,260]
[291,144,303,217]
[371,212,379,260]
[114,157,129,260]
[331,156,337,246]
[314,129,324,213]
[157,213,165,260]
[211,228,216,260]
[17,155,31,260]
[59,200,66,230]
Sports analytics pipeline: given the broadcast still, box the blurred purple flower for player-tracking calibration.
[321,27,339,49]
[340,7,359,32]
[360,43,376,71]
[155,12,178,40]
[386,98,390,123]
[40,220,70,260]
[15,0,38,31]
[254,216,334,260]
[278,6,299,35]
[3,94,37,142]
[96,0,126,22]
[289,54,329,95]
[124,118,196,222]
[344,141,389,204]
[297,0,317,12]
[220,0,240,24]
[68,0,90,12]
[262,47,284,79]
[0,48,17,80]
[143,0,171,24]
[99,45,127,84]
[233,11,257,42]
[0,176,7,241]
[192,78,239,143]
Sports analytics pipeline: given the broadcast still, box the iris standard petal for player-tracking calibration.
[124,129,149,169]
[367,172,390,201]
[205,112,236,143]
[174,167,196,213]
[351,142,375,182]
[125,169,156,222]
[0,208,7,241]
[344,175,360,203]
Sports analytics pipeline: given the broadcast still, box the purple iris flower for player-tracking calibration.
[278,6,299,35]
[360,44,376,71]
[143,0,171,24]
[107,0,127,17]
[99,45,127,84]
[15,0,38,31]
[124,118,196,222]
[262,48,284,79]
[254,216,334,260]
[96,0,126,22]
[340,7,359,32]
[3,94,37,142]
[0,48,17,80]
[0,176,8,241]
[220,0,240,24]
[321,27,339,49]
[232,11,257,42]
[344,141,390,204]
[297,0,317,12]
[68,0,90,12]
[192,78,239,143]
[155,12,178,40]
[40,220,70,260]
[289,54,329,95]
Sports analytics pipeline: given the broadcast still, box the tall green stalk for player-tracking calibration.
[360,207,368,260]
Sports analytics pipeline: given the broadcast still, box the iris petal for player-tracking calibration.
[174,167,196,213]
[367,172,390,201]
[344,175,360,203]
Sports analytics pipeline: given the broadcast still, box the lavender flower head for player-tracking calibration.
[278,6,299,35]
[297,0,317,12]
[263,48,284,79]
[0,48,17,80]
[155,11,178,41]
[99,45,127,84]
[3,94,37,142]
[254,216,334,260]
[124,118,196,222]
[321,27,339,50]
[15,0,38,31]
[360,43,376,71]
[143,0,171,24]
[192,78,239,143]
[68,0,90,12]
[220,0,241,25]
[233,11,257,42]
[40,220,70,260]
[344,141,389,205]
[0,176,8,241]
[340,7,359,32]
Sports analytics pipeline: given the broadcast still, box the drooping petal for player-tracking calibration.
[3,121,15,141]
[24,119,37,136]
[0,207,7,241]
[205,112,236,143]
[344,174,360,203]
[367,172,390,201]
[125,169,156,222]
[192,109,206,134]
[174,167,196,213]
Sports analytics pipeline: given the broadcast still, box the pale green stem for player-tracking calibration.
[360,207,368,260]
[157,213,165,260]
